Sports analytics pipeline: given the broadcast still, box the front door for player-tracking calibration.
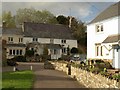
[113,49,119,69]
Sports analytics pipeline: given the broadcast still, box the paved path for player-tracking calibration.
[2,62,86,88]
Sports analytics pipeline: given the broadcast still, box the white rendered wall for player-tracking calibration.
[87,17,119,60]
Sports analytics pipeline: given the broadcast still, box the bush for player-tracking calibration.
[7,58,17,66]
[94,61,112,69]
[14,56,26,62]
[112,74,120,80]
[89,67,101,74]
[61,55,71,61]
[95,59,104,64]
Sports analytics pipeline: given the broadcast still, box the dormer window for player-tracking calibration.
[8,37,13,42]
[33,37,38,42]
[61,39,66,44]
[96,24,103,32]
[19,38,23,43]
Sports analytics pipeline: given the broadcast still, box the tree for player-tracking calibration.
[2,11,16,28]
[71,47,78,54]
[15,8,58,25]
[56,15,87,54]
[2,40,7,66]
[56,15,68,25]
[15,8,36,24]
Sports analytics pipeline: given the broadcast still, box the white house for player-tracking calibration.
[2,22,77,60]
[2,28,26,59]
[22,22,77,60]
[87,2,120,69]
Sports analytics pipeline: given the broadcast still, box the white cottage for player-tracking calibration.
[23,22,77,59]
[87,2,120,69]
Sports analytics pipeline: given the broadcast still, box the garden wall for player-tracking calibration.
[51,62,120,88]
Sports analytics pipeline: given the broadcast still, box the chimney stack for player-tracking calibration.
[21,22,24,32]
[69,16,72,28]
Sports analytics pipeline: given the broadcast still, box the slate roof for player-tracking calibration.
[89,2,120,24]
[46,44,62,49]
[2,28,23,35]
[23,22,75,39]
[6,44,26,47]
[102,34,120,43]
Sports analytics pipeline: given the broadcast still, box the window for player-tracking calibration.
[8,37,13,42]
[61,40,66,44]
[20,50,22,55]
[19,38,23,43]
[101,46,103,56]
[9,49,23,56]
[50,39,54,44]
[101,25,103,31]
[9,50,12,55]
[33,37,38,42]
[13,50,15,55]
[95,45,103,56]
[62,48,66,53]
[16,50,19,55]
[96,24,103,32]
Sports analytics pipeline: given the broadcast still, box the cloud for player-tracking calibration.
[2,0,120,2]
[2,2,115,22]
[2,2,92,18]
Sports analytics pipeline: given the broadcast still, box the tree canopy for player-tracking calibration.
[2,11,16,28]
[15,8,58,25]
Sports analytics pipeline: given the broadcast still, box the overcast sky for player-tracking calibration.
[1,1,119,23]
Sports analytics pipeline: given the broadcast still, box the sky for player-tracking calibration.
[1,0,120,23]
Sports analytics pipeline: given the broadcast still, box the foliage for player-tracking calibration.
[25,50,34,57]
[2,11,16,28]
[112,74,120,80]
[61,55,71,61]
[15,8,58,25]
[56,15,87,53]
[70,47,78,54]
[14,56,26,62]
[2,40,7,66]
[56,15,68,25]
[67,46,70,55]
[2,70,34,89]
[43,47,48,55]
[94,61,112,69]
[7,58,17,66]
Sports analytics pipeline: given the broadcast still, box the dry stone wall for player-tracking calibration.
[51,62,120,88]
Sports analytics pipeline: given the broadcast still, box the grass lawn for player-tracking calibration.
[2,70,34,89]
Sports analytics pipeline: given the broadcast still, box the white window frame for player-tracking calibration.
[96,24,104,33]
[8,37,13,42]
[19,38,23,43]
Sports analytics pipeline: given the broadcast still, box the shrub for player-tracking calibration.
[70,47,78,54]
[14,56,26,62]
[61,55,71,61]
[94,61,112,69]
[95,59,104,64]
[112,74,120,80]
[7,58,17,66]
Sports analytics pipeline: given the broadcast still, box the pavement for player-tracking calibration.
[2,62,86,89]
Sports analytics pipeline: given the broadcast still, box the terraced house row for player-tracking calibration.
[2,22,77,60]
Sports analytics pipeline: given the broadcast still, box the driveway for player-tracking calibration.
[2,62,86,88]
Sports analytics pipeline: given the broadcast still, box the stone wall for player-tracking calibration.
[51,62,120,88]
